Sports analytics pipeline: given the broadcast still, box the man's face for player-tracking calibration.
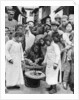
[28,22,34,28]
[34,46,39,53]
[8,11,14,20]
[51,25,58,31]
[55,18,61,23]
[61,18,68,26]
[45,25,51,32]
[17,26,23,32]
[46,18,51,25]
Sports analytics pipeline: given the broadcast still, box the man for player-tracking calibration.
[55,14,61,25]
[59,15,68,32]
[45,17,51,26]
[25,23,35,51]
[5,7,18,31]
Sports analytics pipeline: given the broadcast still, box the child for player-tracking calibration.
[5,31,24,89]
[43,35,61,94]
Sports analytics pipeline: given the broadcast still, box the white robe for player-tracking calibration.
[5,39,24,86]
[25,29,35,51]
[43,42,61,85]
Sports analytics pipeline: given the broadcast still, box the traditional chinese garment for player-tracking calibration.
[5,39,24,86]
[43,41,61,85]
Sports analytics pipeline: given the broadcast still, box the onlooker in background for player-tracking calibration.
[55,14,61,25]
[44,24,51,37]
[5,7,18,31]
[25,23,35,51]
[62,22,74,90]
[69,14,74,30]
[59,15,68,32]
[15,24,24,33]
[15,24,25,51]
[5,31,24,89]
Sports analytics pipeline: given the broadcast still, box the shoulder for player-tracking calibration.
[6,40,13,44]
[5,40,14,47]
[52,42,60,49]
[58,29,64,35]
[13,19,18,23]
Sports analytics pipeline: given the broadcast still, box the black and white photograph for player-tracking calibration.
[5,6,74,94]
[0,0,79,100]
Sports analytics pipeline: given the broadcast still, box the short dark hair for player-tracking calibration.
[44,35,52,43]
[14,31,24,37]
[15,24,23,31]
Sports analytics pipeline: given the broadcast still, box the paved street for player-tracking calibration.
[6,80,73,94]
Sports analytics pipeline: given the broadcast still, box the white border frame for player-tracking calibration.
[0,0,79,100]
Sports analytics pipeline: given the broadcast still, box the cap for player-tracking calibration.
[45,23,51,27]
[51,21,59,26]
[55,14,61,19]
[62,15,68,20]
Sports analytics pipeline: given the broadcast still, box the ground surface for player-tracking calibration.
[6,80,73,94]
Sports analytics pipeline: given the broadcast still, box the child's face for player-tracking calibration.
[46,40,51,46]
[16,36,24,43]
[51,25,58,31]
[66,23,72,32]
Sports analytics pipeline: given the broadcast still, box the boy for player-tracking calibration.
[43,35,61,94]
[5,31,24,89]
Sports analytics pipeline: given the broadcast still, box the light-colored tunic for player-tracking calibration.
[5,17,17,30]
[43,41,61,85]
[5,39,24,86]
[25,28,35,51]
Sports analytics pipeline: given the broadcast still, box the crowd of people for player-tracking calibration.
[5,7,74,94]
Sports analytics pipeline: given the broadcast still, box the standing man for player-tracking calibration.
[55,14,61,25]
[5,7,18,31]
[59,15,68,32]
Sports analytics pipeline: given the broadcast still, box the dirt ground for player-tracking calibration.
[5,80,73,94]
